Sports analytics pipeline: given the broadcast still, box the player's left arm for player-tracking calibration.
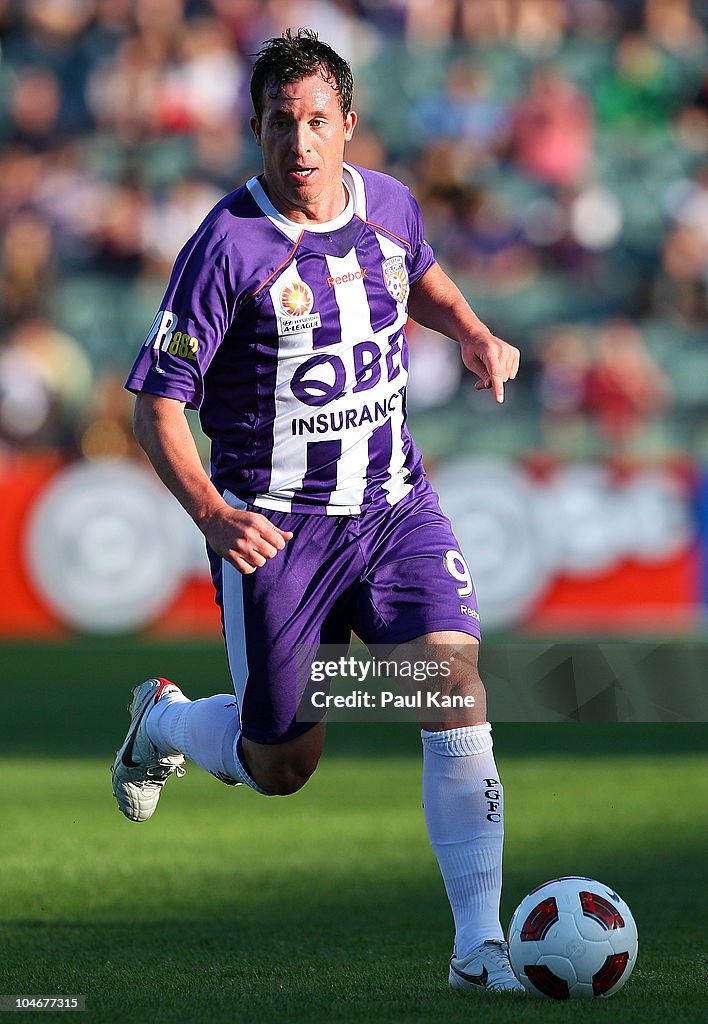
[408,262,520,404]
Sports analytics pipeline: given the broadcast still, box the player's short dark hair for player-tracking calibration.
[250,28,354,121]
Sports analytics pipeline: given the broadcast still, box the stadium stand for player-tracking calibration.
[0,0,706,462]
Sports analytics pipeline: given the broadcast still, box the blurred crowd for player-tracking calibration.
[0,0,706,462]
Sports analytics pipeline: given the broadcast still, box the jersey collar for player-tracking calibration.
[247,165,362,241]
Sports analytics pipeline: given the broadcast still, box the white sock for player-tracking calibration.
[421,724,505,958]
[146,694,267,794]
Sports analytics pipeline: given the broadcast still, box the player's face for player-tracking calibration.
[251,73,356,224]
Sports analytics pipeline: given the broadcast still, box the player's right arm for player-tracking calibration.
[133,392,292,574]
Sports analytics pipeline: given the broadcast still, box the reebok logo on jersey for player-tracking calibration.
[327,268,368,288]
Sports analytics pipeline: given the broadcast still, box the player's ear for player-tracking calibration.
[344,110,357,142]
[250,116,262,146]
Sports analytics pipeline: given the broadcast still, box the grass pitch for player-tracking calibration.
[0,641,707,1023]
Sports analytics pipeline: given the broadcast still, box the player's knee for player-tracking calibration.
[420,662,487,730]
[242,724,324,795]
[261,759,317,796]
[251,746,321,795]
[447,660,486,709]
[473,671,487,700]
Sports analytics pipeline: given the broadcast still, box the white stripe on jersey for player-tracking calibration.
[324,248,373,512]
[265,263,316,511]
[325,249,372,345]
[374,232,414,506]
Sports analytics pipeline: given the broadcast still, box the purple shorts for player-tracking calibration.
[210,480,481,744]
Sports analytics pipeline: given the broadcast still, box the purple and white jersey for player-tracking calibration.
[125,163,436,515]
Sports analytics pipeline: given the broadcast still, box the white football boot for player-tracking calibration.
[449,939,525,993]
[111,678,186,822]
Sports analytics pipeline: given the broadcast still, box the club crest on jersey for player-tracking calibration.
[277,280,321,335]
[382,255,409,304]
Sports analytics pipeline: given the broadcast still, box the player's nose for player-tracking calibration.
[289,122,311,156]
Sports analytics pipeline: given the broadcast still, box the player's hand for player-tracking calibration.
[203,506,293,575]
[460,332,520,404]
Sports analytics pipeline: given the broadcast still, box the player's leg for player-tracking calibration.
[239,721,326,795]
[354,487,522,992]
[112,677,326,819]
[146,688,327,795]
[123,679,325,798]
[111,671,259,821]
[112,506,361,816]
[391,630,520,991]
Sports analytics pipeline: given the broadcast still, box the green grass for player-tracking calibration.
[0,641,707,1023]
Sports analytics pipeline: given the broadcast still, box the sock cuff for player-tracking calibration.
[421,723,493,757]
[233,735,270,795]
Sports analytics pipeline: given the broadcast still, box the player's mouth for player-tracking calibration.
[288,167,316,182]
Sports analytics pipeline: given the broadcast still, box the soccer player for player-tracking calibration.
[113,29,522,994]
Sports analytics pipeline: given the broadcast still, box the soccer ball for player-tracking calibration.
[507,876,638,1000]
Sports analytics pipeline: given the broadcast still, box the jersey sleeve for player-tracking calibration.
[406,190,436,286]
[125,214,237,410]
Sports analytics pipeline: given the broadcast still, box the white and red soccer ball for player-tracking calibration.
[508,876,639,999]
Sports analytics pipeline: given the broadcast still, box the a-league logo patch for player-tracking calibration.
[382,255,409,304]
[279,280,314,317]
[277,279,321,334]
